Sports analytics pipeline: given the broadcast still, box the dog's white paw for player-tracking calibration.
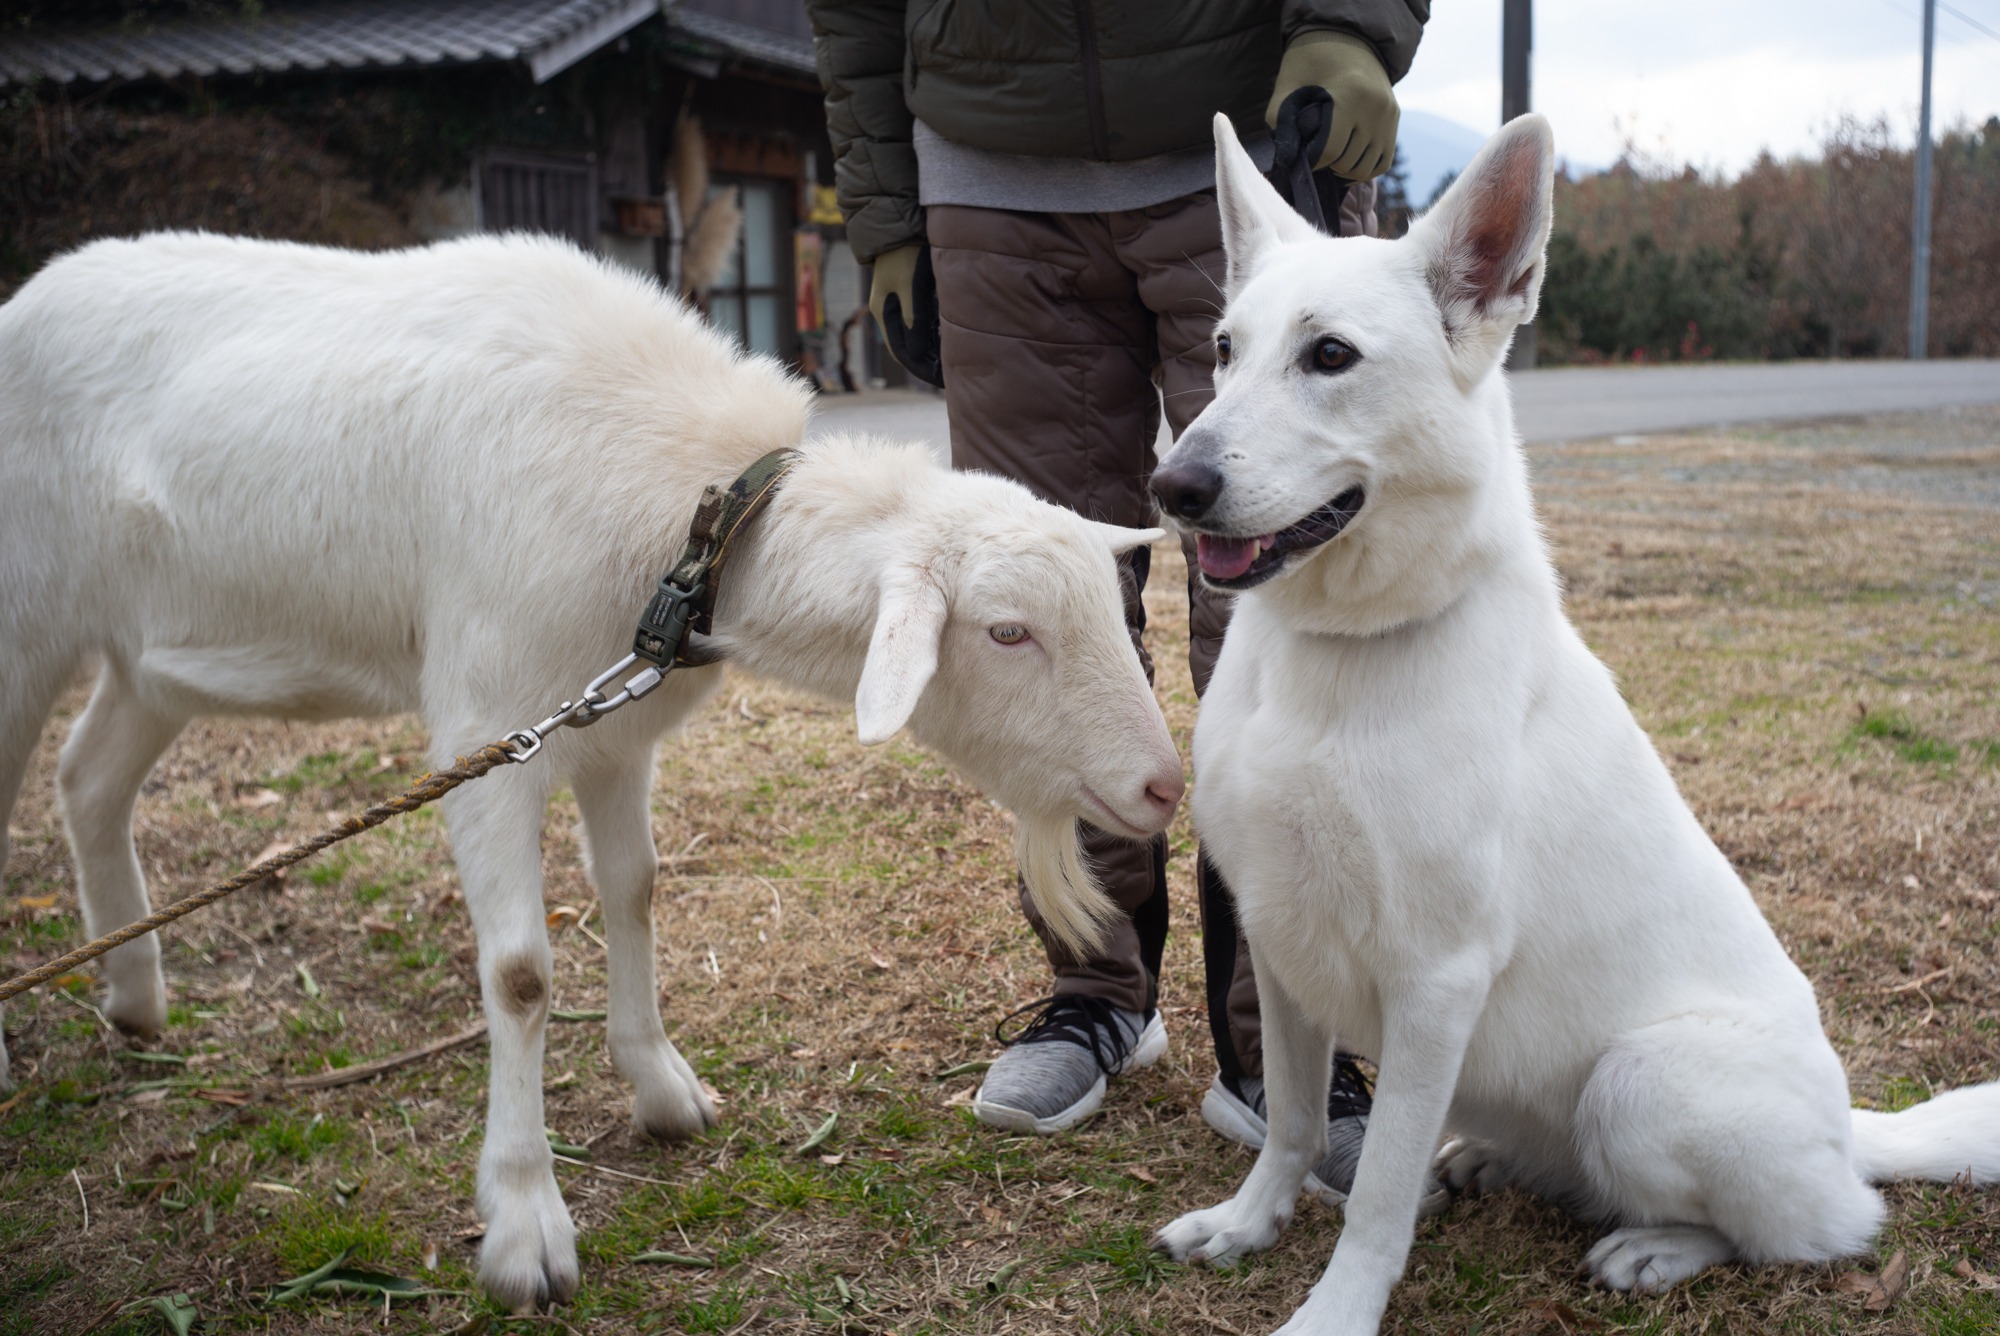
[1435,1136,1512,1196]
[1153,1198,1289,1268]
[1584,1225,1734,1293]
[476,1171,579,1311]
[629,1042,717,1141]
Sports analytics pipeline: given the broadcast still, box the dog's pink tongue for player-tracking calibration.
[1197,534,1261,580]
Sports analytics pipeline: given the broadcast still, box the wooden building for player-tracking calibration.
[0,0,870,380]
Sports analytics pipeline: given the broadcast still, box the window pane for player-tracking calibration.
[747,294,780,354]
[711,295,744,344]
[742,184,777,287]
[710,186,741,290]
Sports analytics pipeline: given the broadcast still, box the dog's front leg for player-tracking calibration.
[1276,968,1489,1336]
[1155,951,1332,1265]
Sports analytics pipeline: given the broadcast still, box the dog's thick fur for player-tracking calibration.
[1150,114,2000,1335]
[0,231,1180,1309]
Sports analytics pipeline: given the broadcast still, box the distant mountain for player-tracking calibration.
[1395,110,1488,206]
[1393,110,1607,207]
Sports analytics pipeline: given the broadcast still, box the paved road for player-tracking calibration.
[811,358,2000,448]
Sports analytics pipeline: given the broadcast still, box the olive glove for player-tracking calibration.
[867,243,944,388]
[1266,31,1399,180]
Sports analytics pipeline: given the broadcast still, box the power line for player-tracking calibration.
[1939,1,2000,44]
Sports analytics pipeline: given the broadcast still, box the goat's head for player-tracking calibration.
[850,469,1184,954]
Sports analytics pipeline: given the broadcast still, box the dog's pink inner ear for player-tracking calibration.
[1459,135,1544,310]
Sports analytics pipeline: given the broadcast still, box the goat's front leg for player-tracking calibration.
[445,763,577,1311]
[572,750,715,1140]
[1155,949,1332,1265]
[1274,967,1489,1336]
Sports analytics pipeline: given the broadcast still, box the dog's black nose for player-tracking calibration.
[1150,460,1224,520]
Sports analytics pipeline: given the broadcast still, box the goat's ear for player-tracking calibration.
[1213,111,1318,300]
[1087,521,1164,556]
[1408,113,1555,384]
[855,563,949,745]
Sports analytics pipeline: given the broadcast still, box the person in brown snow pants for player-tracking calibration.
[808,0,1445,1207]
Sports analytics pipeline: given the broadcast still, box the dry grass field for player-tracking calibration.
[3,406,1998,1335]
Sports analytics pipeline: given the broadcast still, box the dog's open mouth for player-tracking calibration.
[1195,486,1366,589]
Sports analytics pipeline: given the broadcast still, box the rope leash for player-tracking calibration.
[0,448,803,1009]
[0,742,516,1005]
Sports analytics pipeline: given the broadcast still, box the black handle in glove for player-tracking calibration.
[1266,87,1352,236]
[881,245,945,389]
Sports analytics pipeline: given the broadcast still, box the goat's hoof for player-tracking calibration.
[627,1042,718,1140]
[632,1077,718,1141]
[104,976,168,1039]
[477,1187,579,1311]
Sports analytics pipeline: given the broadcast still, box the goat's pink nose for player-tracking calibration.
[1146,771,1187,812]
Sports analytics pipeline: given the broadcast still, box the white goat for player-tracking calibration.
[0,231,1183,1308]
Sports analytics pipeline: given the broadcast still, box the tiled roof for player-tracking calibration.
[667,8,814,77]
[0,0,813,88]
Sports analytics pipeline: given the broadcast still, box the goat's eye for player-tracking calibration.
[989,624,1030,645]
[1312,337,1357,373]
[1214,332,1232,366]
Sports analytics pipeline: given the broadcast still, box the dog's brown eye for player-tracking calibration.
[1215,332,1232,366]
[1313,338,1356,372]
[990,624,1029,645]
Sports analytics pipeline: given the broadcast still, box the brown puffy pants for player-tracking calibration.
[929,183,1376,1088]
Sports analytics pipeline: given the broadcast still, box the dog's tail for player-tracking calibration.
[1850,1082,2000,1184]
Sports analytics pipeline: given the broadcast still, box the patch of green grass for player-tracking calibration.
[284,1003,345,1039]
[0,1262,70,1331]
[248,1110,348,1163]
[305,851,352,887]
[353,880,390,905]
[1057,1223,1180,1291]
[1845,710,1960,765]
[266,1201,400,1274]
[1,1064,121,1177]
[669,1282,748,1334]
[1915,1293,2000,1335]
[398,943,446,970]
[1877,1075,1932,1112]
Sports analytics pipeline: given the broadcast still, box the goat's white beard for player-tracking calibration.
[1015,813,1117,956]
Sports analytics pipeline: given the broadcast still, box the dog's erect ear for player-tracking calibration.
[855,562,948,745]
[1213,112,1320,300]
[1086,521,1165,556]
[1410,113,1556,384]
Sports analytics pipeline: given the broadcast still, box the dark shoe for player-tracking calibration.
[972,995,1168,1134]
[1201,1056,1449,1217]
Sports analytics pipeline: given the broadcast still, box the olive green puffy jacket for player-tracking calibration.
[806,0,1429,263]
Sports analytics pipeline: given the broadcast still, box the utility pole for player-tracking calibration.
[1909,0,1936,359]
[1502,0,1535,369]
[1502,0,1532,124]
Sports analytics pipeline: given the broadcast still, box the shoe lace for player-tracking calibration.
[993,994,1140,1076]
[1327,1052,1374,1122]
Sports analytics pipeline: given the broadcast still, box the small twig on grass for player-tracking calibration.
[551,1155,675,1186]
[280,1022,487,1091]
[51,983,116,1036]
[934,1059,992,1080]
[72,1167,88,1232]
[1876,965,1951,995]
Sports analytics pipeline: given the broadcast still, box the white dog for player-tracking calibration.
[0,232,1179,1309]
[1147,113,2000,1335]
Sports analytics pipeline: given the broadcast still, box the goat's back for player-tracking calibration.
[0,231,810,714]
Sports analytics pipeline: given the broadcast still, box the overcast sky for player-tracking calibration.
[1396,0,2000,176]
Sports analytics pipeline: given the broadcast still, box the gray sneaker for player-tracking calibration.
[1201,1059,1450,1218]
[972,995,1169,1134]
